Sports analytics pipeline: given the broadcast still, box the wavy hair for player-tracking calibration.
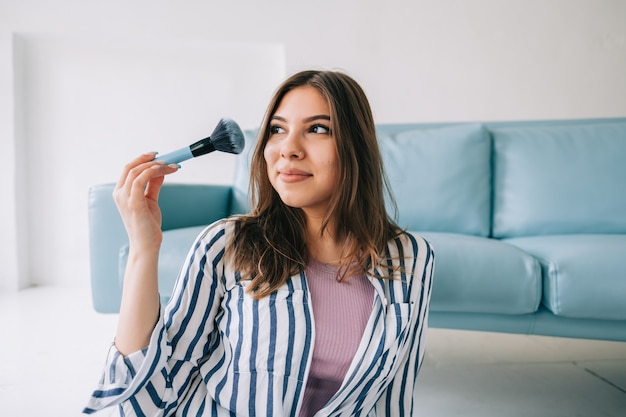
[228,70,402,298]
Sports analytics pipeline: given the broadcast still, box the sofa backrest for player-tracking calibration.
[378,123,492,236]
[490,120,626,238]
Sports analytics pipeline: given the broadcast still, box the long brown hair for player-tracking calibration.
[228,70,402,298]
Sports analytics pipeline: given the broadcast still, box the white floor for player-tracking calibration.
[1,285,625,417]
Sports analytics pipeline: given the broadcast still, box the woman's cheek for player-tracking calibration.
[263,141,279,165]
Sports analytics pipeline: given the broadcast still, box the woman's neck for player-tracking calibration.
[305,217,345,265]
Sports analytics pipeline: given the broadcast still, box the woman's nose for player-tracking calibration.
[280,134,304,159]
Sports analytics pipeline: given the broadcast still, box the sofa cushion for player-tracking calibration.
[119,225,207,303]
[379,124,491,236]
[505,235,626,320]
[421,232,541,315]
[491,122,626,238]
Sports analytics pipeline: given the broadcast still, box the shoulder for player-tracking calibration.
[371,232,434,304]
[387,231,434,264]
[190,217,239,255]
[182,218,242,289]
[197,217,240,238]
[388,232,434,291]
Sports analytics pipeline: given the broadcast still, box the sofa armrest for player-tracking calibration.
[88,182,233,313]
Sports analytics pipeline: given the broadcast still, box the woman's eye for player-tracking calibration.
[310,124,331,135]
[269,125,285,134]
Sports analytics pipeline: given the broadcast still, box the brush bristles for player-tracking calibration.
[210,118,245,155]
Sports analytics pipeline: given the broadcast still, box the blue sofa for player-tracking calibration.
[88,118,626,342]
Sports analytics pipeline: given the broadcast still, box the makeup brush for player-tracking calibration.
[155,118,245,164]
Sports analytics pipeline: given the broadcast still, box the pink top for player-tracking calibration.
[298,258,375,417]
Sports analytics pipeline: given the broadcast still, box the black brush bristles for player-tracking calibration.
[209,118,246,154]
[190,118,245,157]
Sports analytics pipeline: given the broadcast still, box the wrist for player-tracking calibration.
[127,236,162,254]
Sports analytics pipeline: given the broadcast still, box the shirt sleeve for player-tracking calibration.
[371,234,435,416]
[83,314,170,415]
[83,221,229,415]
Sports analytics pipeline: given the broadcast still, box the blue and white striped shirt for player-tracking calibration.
[84,219,434,416]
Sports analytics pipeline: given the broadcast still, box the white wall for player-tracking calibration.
[1,0,625,290]
[0,37,24,291]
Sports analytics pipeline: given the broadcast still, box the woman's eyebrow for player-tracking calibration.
[304,115,331,123]
[270,115,331,123]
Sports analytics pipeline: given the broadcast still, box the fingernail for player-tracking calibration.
[168,164,181,170]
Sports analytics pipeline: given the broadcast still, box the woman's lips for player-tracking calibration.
[278,169,312,183]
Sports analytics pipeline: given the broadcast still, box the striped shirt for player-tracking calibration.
[84,219,434,416]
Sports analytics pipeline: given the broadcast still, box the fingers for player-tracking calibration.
[115,152,157,190]
[114,152,179,206]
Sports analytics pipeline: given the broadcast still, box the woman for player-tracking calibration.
[84,70,434,416]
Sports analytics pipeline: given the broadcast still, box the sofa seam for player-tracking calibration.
[533,253,560,315]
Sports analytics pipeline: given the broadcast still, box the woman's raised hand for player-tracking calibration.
[113,152,179,252]
[113,153,179,354]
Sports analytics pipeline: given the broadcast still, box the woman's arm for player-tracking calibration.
[112,152,179,355]
[84,220,229,415]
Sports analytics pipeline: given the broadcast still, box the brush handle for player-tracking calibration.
[154,147,193,164]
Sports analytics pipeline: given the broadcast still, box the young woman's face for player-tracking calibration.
[264,85,340,219]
